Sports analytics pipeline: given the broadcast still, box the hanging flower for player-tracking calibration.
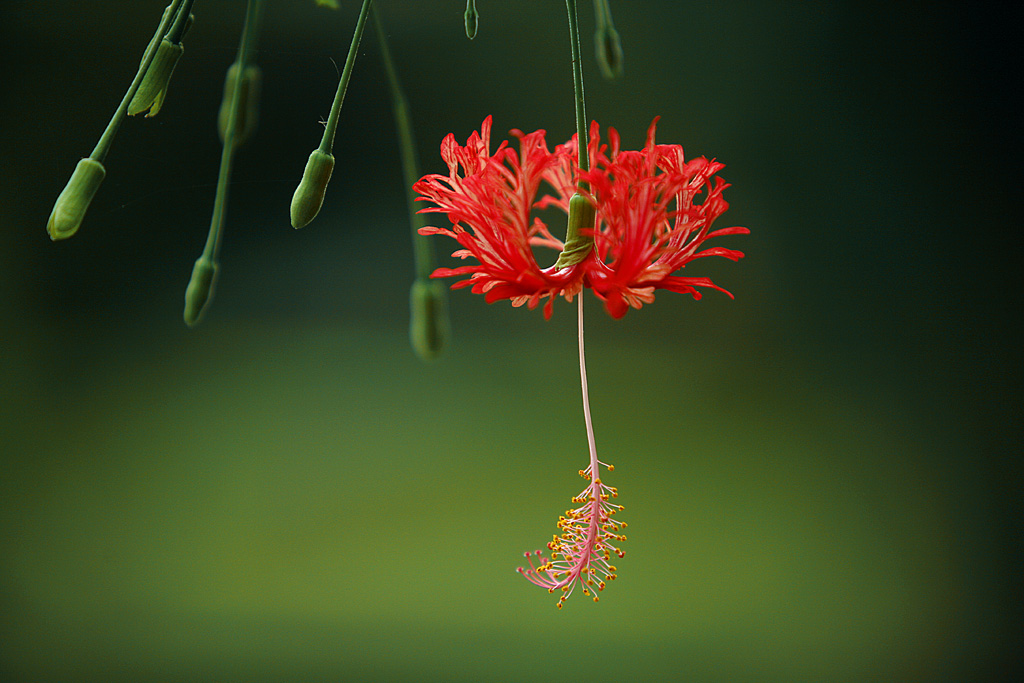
[414,116,749,319]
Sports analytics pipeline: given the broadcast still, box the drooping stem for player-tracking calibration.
[319,0,373,155]
[372,5,436,280]
[578,294,599,479]
[90,0,183,162]
[565,0,589,185]
[201,0,263,262]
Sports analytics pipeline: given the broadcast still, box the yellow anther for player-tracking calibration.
[607,464,615,472]
[593,596,599,602]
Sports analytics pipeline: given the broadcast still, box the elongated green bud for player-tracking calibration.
[183,257,218,327]
[128,37,184,117]
[410,279,450,360]
[218,63,262,147]
[554,193,596,269]
[594,0,623,80]
[290,149,335,229]
[464,0,479,39]
[596,24,623,79]
[47,158,106,241]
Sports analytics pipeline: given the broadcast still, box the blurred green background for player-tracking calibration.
[1,1,1018,681]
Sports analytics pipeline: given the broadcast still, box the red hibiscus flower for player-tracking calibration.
[414,116,748,319]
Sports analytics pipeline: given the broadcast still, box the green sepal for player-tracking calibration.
[128,37,184,117]
[47,158,106,241]
[410,279,450,360]
[218,63,262,148]
[183,257,219,327]
[553,193,596,269]
[290,149,335,229]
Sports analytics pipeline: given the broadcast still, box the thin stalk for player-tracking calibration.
[372,6,436,279]
[565,0,589,185]
[90,0,183,162]
[166,0,196,44]
[578,294,599,480]
[319,0,373,154]
[201,0,263,261]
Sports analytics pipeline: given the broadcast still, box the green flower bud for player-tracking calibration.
[410,279,450,360]
[464,1,479,40]
[128,37,184,117]
[290,149,335,229]
[47,158,106,241]
[554,193,596,269]
[218,63,262,148]
[183,257,219,327]
[596,24,624,80]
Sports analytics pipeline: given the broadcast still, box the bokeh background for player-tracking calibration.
[1,1,1019,681]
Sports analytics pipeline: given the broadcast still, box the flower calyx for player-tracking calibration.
[553,193,595,270]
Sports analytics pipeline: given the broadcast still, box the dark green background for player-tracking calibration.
[1,1,1018,681]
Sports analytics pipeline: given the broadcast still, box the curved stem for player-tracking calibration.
[319,0,373,154]
[202,0,263,261]
[90,0,182,162]
[565,0,589,185]
[372,5,436,280]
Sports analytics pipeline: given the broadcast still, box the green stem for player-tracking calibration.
[201,0,264,261]
[166,0,196,44]
[565,0,589,185]
[90,0,182,162]
[319,0,373,155]
[372,6,436,280]
[594,0,612,31]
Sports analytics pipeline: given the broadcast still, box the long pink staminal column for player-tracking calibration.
[516,294,626,608]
